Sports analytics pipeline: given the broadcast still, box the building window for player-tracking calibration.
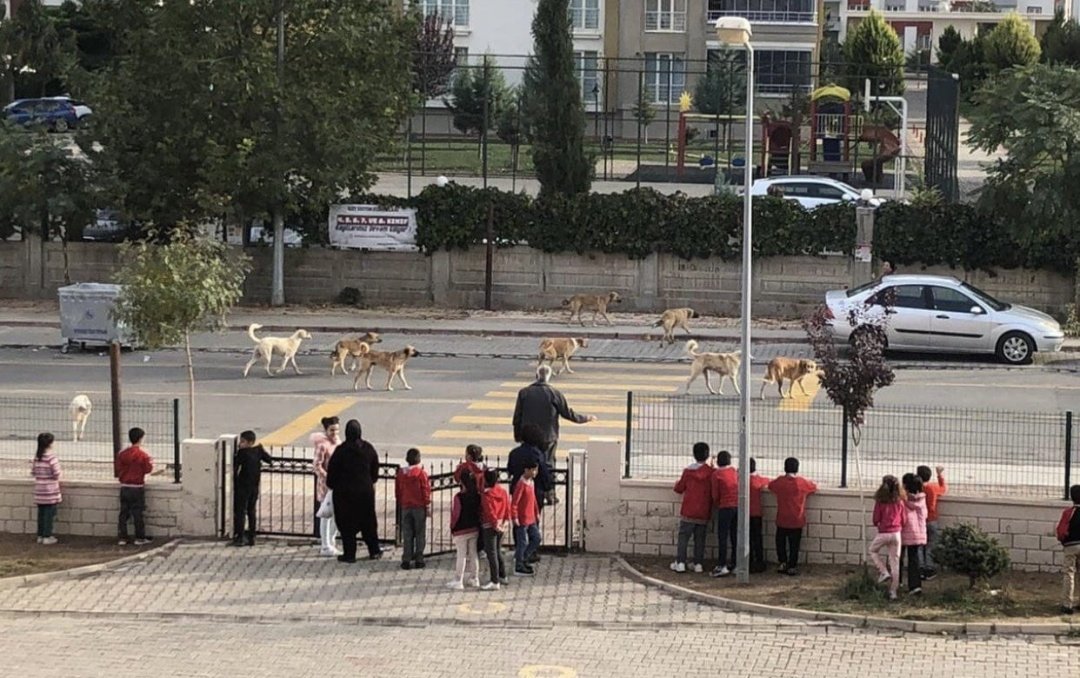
[1026,6,1042,13]
[644,53,686,104]
[570,0,600,30]
[715,49,811,94]
[707,0,816,23]
[645,0,687,32]
[575,51,600,102]
[916,33,932,50]
[448,47,469,88]
[421,0,469,27]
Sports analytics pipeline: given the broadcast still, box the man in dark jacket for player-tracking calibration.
[231,430,274,547]
[326,420,383,563]
[512,365,596,469]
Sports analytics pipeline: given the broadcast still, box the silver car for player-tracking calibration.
[825,274,1064,365]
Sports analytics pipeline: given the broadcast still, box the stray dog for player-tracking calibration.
[243,323,312,377]
[760,357,819,399]
[655,307,700,346]
[353,345,420,391]
[684,340,741,395]
[330,332,383,376]
[562,291,622,326]
[70,394,92,442]
[537,337,589,375]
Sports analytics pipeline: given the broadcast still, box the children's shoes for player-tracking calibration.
[691,563,704,573]
[669,561,687,573]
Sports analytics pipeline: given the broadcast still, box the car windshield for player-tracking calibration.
[960,282,1008,312]
[845,279,880,297]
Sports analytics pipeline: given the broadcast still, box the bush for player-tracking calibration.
[932,523,1011,589]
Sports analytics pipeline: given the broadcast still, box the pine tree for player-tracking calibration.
[843,9,905,97]
[984,12,1041,71]
[524,0,592,197]
[694,49,745,116]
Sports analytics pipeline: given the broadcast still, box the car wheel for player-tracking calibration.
[996,332,1034,365]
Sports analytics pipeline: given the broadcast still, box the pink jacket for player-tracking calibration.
[901,492,928,546]
[310,431,339,502]
[872,500,903,534]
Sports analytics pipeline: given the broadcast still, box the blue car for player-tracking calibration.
[3,96,90,132]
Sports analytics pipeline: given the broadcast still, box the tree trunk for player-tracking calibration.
[853,429,867,565]
[270,206,285,306]
[59,227,71,286]
[184,331,196,437]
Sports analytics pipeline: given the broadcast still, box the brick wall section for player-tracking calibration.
[617,480,1069,573]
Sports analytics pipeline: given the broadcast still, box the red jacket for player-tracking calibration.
[1057,505,1080,547]
[511,478,539,527]
[115,445,153,486]
[481,484,512,528]
[673,463,713,523]
[768,474,818,529]
[453,460,487,491]
[711,466,738,509]
[923,472,947,522]
[749,473,770,518]
[395,464,431,510]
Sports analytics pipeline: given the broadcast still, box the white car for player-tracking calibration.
[825,274,1064,365]
[750,176,876,210]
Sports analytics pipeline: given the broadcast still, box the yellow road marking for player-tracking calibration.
[260,397,358,446]
[432,429,598,442]
[450,415,627,429]
[777,373,822,412]
[468,401,628,414]
[499,381,676,392]
[515,371,689,383]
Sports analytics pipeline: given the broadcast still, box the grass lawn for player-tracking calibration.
[628,556,1076,623]
[0,533,157,579]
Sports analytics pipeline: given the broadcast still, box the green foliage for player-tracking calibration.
[843,10,905,97]
[818,34,844,83]
[839,568,888,604]
[524,0,592,198]
[937,26,963,66]
[446,55,509,137]
[984,13,1041,71]
[694,49,745,116]
[933,524,1011,589]
[0,0,76,100]
[1041,11,1080,66]
[412,11,457,99]
[905,48,930,72]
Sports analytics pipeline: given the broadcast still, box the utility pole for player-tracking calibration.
[270,2,287,306]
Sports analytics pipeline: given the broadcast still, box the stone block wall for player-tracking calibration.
[0,479,184,537]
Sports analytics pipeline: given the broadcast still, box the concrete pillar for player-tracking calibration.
[583,437,623,553]
[853,206,875,289]
[430,249,451,306]
[637,254,659,311]
[178,438,221,537]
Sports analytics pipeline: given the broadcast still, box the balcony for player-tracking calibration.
[707,1,816,24]
[707,9,817,21]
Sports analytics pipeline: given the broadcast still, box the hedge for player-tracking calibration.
[360,184,1078,274]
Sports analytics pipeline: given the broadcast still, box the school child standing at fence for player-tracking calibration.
[670,442,712,574]
[768,457,817,576]
[31,432,61,545]
[480,468,512,590]
[512,460,541,577]
[711,450,738,578]
[748,458,771,574]
[396,448,431,570]
[115,427,154,546]
[312,416,341,557]
[1056,484,1080,614]
[869,475,904,600]
[447,471,482,590]
[916,464,946,580]
[230,431,274,547]
[901,473,928,595]
[454,444,488,491]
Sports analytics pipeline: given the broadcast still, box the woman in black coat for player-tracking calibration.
[326,419,383,562]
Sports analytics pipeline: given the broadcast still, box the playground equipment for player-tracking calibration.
[760,115,798,176]
[863,78,908,199]
[860,124,901,185]
[674,91,744,180]
[807,85,856,179]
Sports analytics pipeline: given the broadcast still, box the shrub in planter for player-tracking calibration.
[932,523,1010,589]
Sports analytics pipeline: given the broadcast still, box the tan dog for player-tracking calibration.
[562,291,621,326]
[655,307,700,346]
[70,394,92,442]
[353,345,420,391]
[760,357,819,399]
[684,340,741,395]
[243,323,312,377]
[330,332,383,376]
[537,337,589,375]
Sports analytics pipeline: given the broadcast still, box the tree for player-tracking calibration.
[0,0,75,102]
[843,9,905,97]
[113,230,249,436]
[412,12,457,99]
[632,87,657,144]
[496,91,527,175]
[523,0,592,197]
[984,12,1041,71]
[936,25,963,68]
[445,55,508,138]
[693,48,745,116]
[945,33,992,97]
[1040,11,1080,66]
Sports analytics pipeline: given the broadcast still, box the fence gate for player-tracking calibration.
[924,65,960,203]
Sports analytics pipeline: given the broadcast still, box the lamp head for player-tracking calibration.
[860,188,874,202]
[714,17,752,46]
[435,175,449,188]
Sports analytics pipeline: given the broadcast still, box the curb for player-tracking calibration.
[0,538,181,592]
[612,556,1080,638]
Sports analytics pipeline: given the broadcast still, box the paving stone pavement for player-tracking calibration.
[1,542,1078,677]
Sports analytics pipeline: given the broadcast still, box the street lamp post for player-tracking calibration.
[715,16,754,585]
[592,81,600,160]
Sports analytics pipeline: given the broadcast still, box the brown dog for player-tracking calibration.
[655,307,700,346]
[562,291,621,326]
[353,345,420,391]
[684,340,741,395]
[330,332,383,376]
[537,337,589,375]
[759,357,818,399]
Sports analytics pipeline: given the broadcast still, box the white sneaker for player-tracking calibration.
[41,537,58,545]
[36,537,43,544]
[480,582,500,591]
[877,571,891,584]
[319,547,340,557]
[711,566,731,578]
[691,563,704,573]
[669,561,687,573]
[467,579,481,588]
[118,540,128,546]
[446,581,465,591]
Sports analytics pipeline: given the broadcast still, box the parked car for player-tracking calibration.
[825,274,1064,365]
[750,176,879,210]
[81,209,131,242]
[3,96,91,132]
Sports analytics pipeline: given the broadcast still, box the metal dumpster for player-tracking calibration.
[58,283,135,349]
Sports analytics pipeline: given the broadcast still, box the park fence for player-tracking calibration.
[625,392,1075,499]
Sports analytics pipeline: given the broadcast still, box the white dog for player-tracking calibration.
[243,323,312,377]
[70,394,92,442]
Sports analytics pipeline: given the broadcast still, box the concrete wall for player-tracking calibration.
[1,239,1073,317]
[584,440,1069,572]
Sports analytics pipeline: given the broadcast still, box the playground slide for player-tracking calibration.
[860,125,900,184]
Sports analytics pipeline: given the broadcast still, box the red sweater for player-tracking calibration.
[923,473,947,522]
[767,474,818,529]
[673,463,713,523]
[115,445,153,486]
[1057,505,1080,547]
[749,473,770,518]
[872,500,904,534]
[711,466,738,509]
[453,460,487,491]
[511,478,539,526]
[395,464,431,510]
[481,484,512,528]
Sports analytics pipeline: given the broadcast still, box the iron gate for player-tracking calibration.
[924,65,960,203]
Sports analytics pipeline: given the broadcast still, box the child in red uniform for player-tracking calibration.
[916,464,946,580]
[454,444,488,491]
[748,458,771,574]
[115,427,154,546]
[511,461,541,576]
[480,468,512,590]
[671,442,712,574]
[1057,484,1080,614]
[395,448,431,570]
[710,450,738,577]
[767,457,817,576]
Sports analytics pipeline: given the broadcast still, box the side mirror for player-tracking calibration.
[970,305,984,315]
[841,194,854,202]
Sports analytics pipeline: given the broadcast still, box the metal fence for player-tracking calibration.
[0,395,181,482]
[625,393,1075,499]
